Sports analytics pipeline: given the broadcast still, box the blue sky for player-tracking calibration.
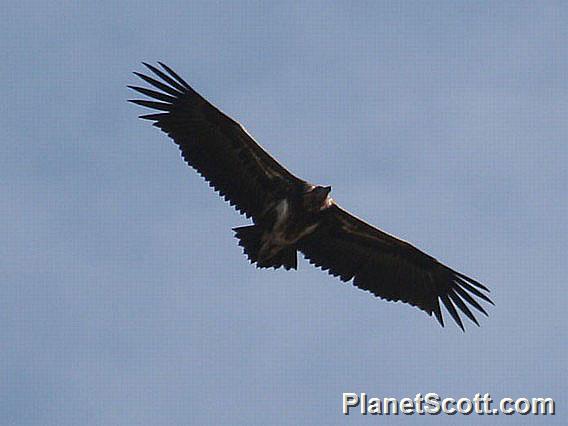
[1,1,566,424]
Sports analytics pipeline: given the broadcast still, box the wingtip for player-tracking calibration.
[448,289,481,327]
[468,312,481,327]
[432,300,445,328]
[455,271,490,292]
[440,293,465,331]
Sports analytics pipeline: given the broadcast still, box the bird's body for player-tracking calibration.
[129,62,494,330]
[235,185,331,269]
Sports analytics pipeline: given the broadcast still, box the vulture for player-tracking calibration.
[129,62,493,331]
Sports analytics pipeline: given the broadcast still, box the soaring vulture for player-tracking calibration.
[129,62,493,330]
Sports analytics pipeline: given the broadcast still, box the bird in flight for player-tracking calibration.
[129,62,493,330]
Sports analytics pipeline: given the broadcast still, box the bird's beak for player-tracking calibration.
[324,186,332,195]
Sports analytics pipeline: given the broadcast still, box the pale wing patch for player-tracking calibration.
[236,124,290,180]
[274,199,290,227]
[322,196,334,210]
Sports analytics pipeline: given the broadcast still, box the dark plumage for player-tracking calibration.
[129,62,494,330]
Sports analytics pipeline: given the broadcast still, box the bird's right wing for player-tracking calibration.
[129,63,308,221]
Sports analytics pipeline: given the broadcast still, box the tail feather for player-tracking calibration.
[233,225,263,263]
[267,247,298,270]
[233,225,297,270]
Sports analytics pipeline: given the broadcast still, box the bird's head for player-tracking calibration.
[303,185,332,212]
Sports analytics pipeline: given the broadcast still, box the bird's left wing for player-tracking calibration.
[128,63,308,221]
[298,203,493,330]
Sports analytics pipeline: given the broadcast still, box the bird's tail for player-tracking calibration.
[233,225,297,270]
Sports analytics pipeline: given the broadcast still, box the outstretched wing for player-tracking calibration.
[128,62,307,220]
[298,203,493,330]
